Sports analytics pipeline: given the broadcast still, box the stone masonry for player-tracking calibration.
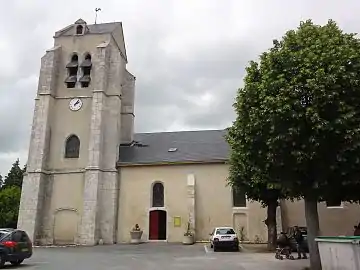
[187,174,196,234]
[17,20,135,246]
[17,45,61,244]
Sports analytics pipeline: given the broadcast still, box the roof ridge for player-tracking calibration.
[87,21,121,27]
[135,129,226,135]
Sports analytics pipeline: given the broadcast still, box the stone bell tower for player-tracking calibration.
[17,19,136,245]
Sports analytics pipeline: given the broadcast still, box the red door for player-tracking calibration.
[149,211,159,240]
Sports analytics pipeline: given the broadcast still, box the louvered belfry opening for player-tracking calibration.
[65,54,79,88]
[80,53,92,88]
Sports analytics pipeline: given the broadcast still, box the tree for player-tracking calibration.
[227,19,360,270]
[0,174,3,188]
[0,186,21,228]
[3,159,24,189]
[226,147,285,250]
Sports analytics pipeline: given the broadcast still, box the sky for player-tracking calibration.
[0,0,359,176]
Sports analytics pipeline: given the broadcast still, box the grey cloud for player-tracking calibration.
[133,39,255,132]
[2,0,360,175]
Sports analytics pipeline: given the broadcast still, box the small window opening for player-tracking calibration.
[326,199,343,208]
[68,55,78,76]
[80,53,92,88]
[71,54,78,62]
[152,182,164,207]
[76,25,83,35]
[66,54,79,88]
[68,68,77,77]
[67,82,76,88]
[81,82,89,88]
[232,188,247,208]
[65,135,80,158]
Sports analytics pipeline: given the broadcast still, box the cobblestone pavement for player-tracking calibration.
[8,243,309,270]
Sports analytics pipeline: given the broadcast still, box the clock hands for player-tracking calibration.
[69,98,82,111]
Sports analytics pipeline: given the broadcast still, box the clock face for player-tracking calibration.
[69,98,83,111]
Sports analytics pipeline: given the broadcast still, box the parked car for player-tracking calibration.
[209,227,239,252]
[0,228,33,268]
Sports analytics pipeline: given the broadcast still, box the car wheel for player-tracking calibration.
[213,246,218,252]
[234,245,239,252]
[210,243,213,248]
[0,255,5,268]
[10,259,24,266]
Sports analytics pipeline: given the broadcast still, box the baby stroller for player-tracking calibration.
[275,232,295,260]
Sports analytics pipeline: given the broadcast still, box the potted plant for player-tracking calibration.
[182,222,195,245]
[130,224,143,244]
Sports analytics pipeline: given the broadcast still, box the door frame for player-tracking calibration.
[52,208,79,245]
[147,207,168,242]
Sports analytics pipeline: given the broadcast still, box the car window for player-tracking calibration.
[20,231,29,242]
[12,231,23,242]
[216,228,235,235]
[0,232,11,242]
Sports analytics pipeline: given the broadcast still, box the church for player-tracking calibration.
[17,19,360,246]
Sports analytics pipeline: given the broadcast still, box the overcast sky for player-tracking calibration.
[0,0,359,176]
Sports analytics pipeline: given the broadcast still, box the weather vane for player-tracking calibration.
[95,8,101,24]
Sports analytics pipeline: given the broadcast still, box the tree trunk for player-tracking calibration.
[266,200,278,251]
[304,197,322,270]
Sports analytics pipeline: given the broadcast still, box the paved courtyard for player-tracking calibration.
[7,243,309,270]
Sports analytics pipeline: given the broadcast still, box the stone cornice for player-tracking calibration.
[116,159,227,167]
[25,167,118,175]
[35,90,121,100]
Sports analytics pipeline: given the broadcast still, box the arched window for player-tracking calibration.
[80,53,92,88]
[152,182,164,207]
[71,54,78,62]
[84,53,91,62]
[76,25,83,35]
[65,54,78,88]
[65,135,80,158]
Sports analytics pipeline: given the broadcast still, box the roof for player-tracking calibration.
[118,129,229,166]
[75,18,86,24]
[54,21,121,37]
[53,19,127,62]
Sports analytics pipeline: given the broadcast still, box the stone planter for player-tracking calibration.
[182,235,195,245]
[130,230,143,244]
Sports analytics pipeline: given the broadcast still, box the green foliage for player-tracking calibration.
[0,186,21,228]
[0,159,25,228]
[227,19,360,270]
[227,19,360,202]
[2,159,24,189]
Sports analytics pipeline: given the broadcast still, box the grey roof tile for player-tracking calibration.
[55,22,121,37]
[86,22,121,34]
[118,129,229,165]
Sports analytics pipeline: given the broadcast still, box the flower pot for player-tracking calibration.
[130,230,143,244]
[182,235,195,245]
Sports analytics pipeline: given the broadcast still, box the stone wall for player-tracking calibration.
[19,22,132,246]
[17,45,61,244]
